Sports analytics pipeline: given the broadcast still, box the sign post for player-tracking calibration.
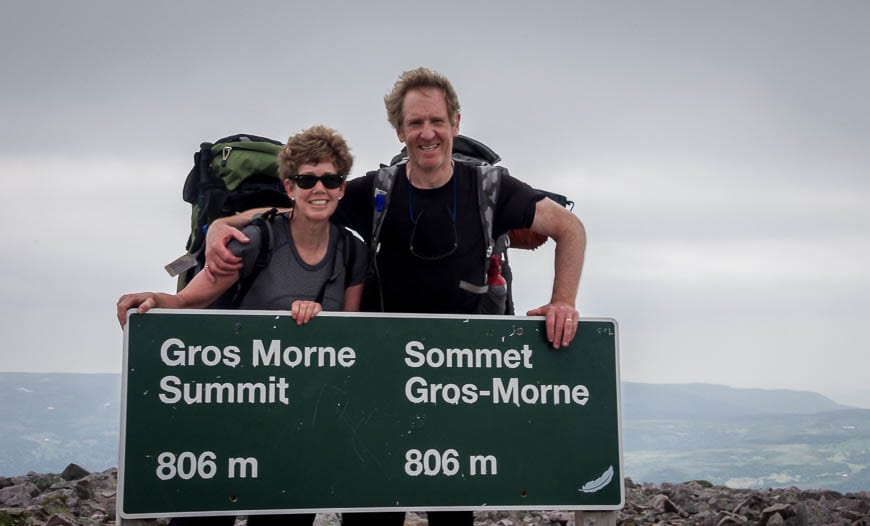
[119,311,622,518]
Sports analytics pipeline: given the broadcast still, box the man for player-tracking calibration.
[205,67,586,525]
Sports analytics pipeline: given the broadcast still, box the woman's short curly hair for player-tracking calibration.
[384,67,460,131]
[277,125,353,181]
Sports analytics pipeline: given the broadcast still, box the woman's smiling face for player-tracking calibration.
[284,161,345,222]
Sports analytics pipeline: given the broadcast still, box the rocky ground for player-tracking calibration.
[1,464,868,525]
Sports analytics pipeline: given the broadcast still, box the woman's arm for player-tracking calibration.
[342,283,364,312]
[175,268,240,309]
[116,291,183,327]
[116,269,240,327]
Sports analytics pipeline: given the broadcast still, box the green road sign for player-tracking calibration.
[119,311,622,518]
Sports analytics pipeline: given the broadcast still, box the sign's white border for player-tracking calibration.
[118,311,623,518]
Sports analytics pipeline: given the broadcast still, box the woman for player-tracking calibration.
[117,125,367,326]
[116,125,368,526]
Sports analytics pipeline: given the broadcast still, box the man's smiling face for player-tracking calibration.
[397,87,460,179]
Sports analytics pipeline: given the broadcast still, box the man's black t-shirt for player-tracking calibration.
[333,161,542,314]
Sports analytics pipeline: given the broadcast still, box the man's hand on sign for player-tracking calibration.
[527,302,579,350]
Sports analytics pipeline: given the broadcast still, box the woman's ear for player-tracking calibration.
[283,177,294,199]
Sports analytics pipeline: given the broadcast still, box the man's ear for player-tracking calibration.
[396,125,406,143]
[452,113,461,136]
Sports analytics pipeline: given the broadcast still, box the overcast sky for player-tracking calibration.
[2,1,868,407]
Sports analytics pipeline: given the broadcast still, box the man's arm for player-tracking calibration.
[204,208,286,278]
[525,197,586,349]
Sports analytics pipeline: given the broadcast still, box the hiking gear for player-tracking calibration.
[507,228,548,250]
[375,135,572,315]
[291,173,344,190]
[164,134,291,306]
[476,254,508,315]
[233,209,359,310]
[233,207,281,306]
[372,136,506,314]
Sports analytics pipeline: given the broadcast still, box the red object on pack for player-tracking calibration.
[487,255,507,287]
[509,228,548,250]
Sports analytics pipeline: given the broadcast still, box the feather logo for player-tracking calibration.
[578,465,614,493]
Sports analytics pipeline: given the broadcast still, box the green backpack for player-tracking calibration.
[164,134,291,307]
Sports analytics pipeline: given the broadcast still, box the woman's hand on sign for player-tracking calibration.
[291,300,322,325]
[116,292,160,328]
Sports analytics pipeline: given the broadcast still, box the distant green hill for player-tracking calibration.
[618,383,869,492]
[621,382,850,420]
[623,408,870,492]
[1,373,867,492]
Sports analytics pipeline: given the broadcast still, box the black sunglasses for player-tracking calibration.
[291,173,344,190]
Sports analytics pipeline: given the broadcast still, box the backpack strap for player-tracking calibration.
[366,162,405,311]
[341,227,357,289]
[457,164,505,296]
[368,159,505,309]
[474,164,504,260]
[314,226,359,304]
[370,161,504,290]
[370,163,403,262]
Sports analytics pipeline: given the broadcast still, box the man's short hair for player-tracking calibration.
[384,67,461,131]
[277,125,353,181]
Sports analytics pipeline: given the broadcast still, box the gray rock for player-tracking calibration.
[650,493,683,514]
[73,479,92,500]
[0,481,41,507]
[1,469,870,526]
[60,464,90,481]
[45,512,77,526]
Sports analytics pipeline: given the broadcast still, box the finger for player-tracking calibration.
[526,306,545,317]
[137,296,155,315]
[117,302,128,328]
[209,255,242,275]
[117,296,127,325]
[218,243,243,263]
[555,310,569,348]
[303,302,322,325]
[545,309,556,346]
[298,303,312,325]
[229,229,250,244]
[308,303,322,323]
[562,314,579,346]
[553,308,573,349]
[557,311,579,348]
[117,295,138,327]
